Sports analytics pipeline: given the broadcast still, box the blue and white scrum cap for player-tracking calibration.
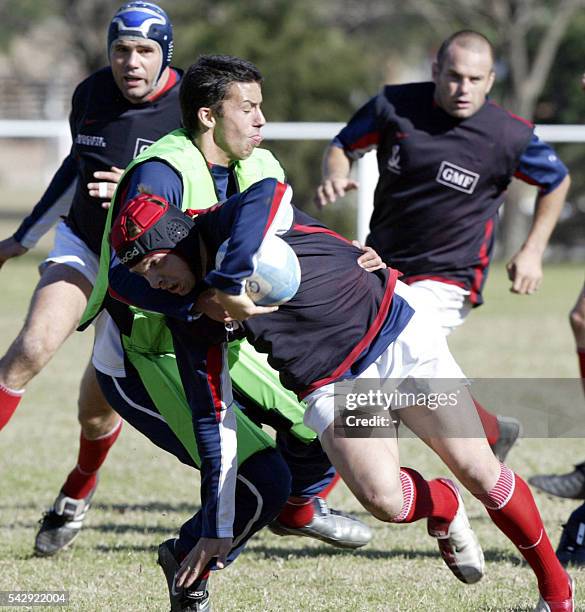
[107,2,173,81]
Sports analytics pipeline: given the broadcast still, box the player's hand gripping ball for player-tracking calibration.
[216,235,301,306]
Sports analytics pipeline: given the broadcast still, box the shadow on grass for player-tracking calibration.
[18,544,159,559]
[480,608,533,612]
[0,501,199,514]
[243,543,525,565]
[90,522,172,535]
[93,501,199,514]
[1,501,552,568]
[93,543,160,553]
[23,541,526,563]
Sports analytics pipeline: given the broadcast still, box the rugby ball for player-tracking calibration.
[216,234,301,306]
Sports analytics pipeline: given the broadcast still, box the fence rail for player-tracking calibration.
[1,120,583,242]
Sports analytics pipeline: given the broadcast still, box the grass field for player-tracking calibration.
[0,201,584,610]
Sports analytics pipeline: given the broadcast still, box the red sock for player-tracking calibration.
[0,383,24,430]
[473,398,499,446]
[62,419,122,499]
[476,464,569,601]
[317,473,341,500]
[277,497,315,527]
[278,473,342,526]
[392,468,458,523]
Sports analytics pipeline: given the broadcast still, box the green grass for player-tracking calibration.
[0,210,584,610]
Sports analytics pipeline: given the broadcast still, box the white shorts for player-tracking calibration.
[39,220,126,374]
[303,280,466,438]
[405,279,472,337]
[92,312,127,378]
[40,220,99,285]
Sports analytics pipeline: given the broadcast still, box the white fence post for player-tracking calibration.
[356,151,377,243]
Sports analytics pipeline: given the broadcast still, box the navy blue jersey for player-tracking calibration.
[200,201,413,396]
[334,82,568,305]
[108,171,414,535]
[109,170,413,398]
[14,67,182,255]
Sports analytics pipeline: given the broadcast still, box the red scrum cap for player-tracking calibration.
[110,193,194,267]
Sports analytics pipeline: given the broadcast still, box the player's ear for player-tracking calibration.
[431,61,440,83]
[197,106,215,130]
[485,69,496,95]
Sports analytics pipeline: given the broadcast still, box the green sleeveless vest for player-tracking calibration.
[82,128,285,328]
[82,129,314,467]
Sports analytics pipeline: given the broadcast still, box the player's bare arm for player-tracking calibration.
[315,145,358,208]
[0,236,28,269]
[506,174,571,294]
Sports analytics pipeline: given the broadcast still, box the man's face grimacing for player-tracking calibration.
[131,252,196,296]
[212,81,266,164]
[432,42,495,119]
[110,38,164,104]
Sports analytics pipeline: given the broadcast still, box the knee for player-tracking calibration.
[454,457,501,496]
[360,488,404,523]
[570,307,585,342]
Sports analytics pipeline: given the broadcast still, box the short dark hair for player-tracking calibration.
[436,30,495,70]
[180,54,263,134]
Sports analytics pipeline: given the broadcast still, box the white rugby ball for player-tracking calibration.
[216,234,301,306]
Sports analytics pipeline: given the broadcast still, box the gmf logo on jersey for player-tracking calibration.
[436,161,479,194]
[134,138,155,158]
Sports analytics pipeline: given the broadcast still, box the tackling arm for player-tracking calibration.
[202,178,294,296]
